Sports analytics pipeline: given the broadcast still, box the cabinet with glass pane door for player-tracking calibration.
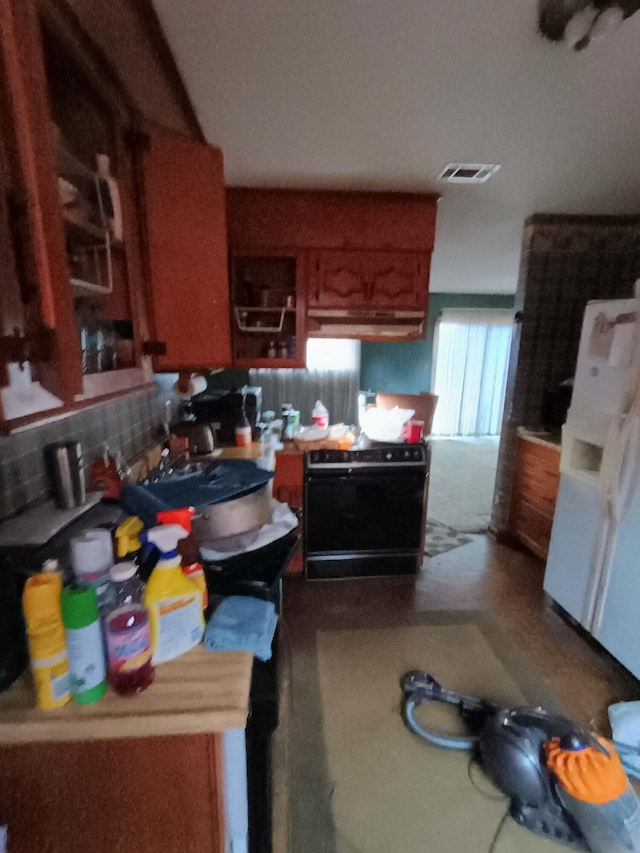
[40,11,153,403]
[229,252,306,368]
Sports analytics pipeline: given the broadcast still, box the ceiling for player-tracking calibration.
[152,0,640,294]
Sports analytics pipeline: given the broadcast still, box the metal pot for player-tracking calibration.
[191,484,272,549]
[169,421,219,456]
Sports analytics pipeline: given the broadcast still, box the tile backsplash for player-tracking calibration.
[0,386,173,522]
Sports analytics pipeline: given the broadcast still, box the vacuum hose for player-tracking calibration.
[401,671,497,752]
[402,697,479,750]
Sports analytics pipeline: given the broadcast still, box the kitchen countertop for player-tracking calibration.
[517,427,562,450]
[0,646,253,745]
[215,443,261,460]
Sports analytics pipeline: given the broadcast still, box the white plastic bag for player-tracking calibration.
[609,701,640,779]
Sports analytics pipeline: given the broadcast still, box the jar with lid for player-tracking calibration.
[267,340,277,359]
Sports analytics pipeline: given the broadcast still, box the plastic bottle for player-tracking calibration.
[143,524,205,664]
[61,586,106,705]
[89,443,124,498]
[70,528,113,614]
[115,516,144,564]
[41,558,64,579]
[105,561,154,695]
[22,573,70,709]
[312,400,329,429]
[157,508,208,610]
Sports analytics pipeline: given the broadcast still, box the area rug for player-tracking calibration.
[288,612,564,853]
[424,518,473,557]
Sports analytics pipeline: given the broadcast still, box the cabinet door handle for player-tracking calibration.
[142,340,168,357]
[365,278,374,301]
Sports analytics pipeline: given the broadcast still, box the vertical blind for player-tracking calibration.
[431,310,513,437]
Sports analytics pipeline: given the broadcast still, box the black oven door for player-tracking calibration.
[304,467,427,578]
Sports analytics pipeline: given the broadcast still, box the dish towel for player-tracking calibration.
[204,596,278,661]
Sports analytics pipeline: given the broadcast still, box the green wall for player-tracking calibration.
[359,292,515,394]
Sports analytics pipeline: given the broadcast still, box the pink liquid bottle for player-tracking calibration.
[104,561,154,696]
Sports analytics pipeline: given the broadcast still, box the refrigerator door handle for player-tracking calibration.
[609,414,640,523]
[591,414,640,634]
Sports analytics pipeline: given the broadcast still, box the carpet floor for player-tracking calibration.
[428,437,500,533]
[287,611,564,853]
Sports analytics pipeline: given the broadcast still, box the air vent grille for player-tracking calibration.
[437,163,501,183]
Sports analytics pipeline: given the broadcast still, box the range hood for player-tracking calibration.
[307,308,426,342]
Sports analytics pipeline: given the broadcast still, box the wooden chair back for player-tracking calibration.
[375,392,439,436]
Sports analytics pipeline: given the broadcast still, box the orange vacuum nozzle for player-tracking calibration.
[546,735,628,804]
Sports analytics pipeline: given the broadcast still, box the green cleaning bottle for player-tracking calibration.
[61,586,107,704]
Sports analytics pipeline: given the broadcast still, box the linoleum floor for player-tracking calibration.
[283,534,639,733]
[273,536,640,853]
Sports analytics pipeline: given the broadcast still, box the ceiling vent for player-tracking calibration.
[436,163,501,184]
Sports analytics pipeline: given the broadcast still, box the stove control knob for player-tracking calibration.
[385,451,393,461]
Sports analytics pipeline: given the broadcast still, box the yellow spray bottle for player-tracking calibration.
[22,572,71,709]
[115,516,144,561]
[143,524,205,664]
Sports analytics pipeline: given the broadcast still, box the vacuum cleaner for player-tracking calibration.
[401,671,640,853]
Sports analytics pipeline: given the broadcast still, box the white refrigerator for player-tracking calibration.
[543,296,640,678]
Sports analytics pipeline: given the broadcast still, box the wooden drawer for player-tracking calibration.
[510,436,561,560]
[511,498,554,560]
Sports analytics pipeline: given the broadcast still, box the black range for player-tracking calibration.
[303,442,430,580]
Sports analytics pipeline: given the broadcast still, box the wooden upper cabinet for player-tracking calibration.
[226,187,437,343]
[142,134,231,371]
[310,250,428,310]
[0,0,84,419]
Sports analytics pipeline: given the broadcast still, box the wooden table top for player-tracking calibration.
[0,646,253,744]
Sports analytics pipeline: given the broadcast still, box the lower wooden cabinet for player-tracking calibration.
[273,449,304,573]
[0,734,225,853]
[509,435,561,560]
[273,449,304,509]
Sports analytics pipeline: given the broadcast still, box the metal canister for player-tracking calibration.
[44,441,86,508]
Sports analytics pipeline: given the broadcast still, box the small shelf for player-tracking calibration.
[57,137,97,182]
[234,306,296,314]
[234,306,286,334]
[71,277,111,294]
[63,207,108,243]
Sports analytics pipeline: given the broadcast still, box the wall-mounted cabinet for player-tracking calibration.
[41,12,152,398]
[226,188,437,346]
[309,250,429,311]
[229,253,305,367]
[0,0,230,428]
[141,133,231,373]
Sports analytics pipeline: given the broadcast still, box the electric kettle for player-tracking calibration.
[169,421,220,456]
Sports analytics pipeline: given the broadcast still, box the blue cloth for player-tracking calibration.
[204,595,278,661]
